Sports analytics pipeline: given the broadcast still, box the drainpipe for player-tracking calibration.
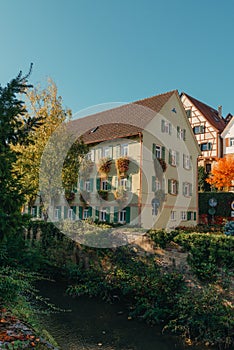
[138,132,143,227]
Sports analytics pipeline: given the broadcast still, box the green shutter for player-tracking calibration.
[168,179,171,194]
[95,207,99,221]
[187,211,192,220]
[88,207,93,217]
[152,143,156,159]
[28,206,31,215]
[96,178,101,191]
[125,207,130,224]
[161,120,165,132]
[80,179,84,191]
[169,123,172,135]
[114,207,118,223]
[152,176,156,192]
[79,206,83,219]
[183,129,186,141]
[177,126,180,138]
[106,207,110,223]
[58,206,62,220]
[176,151,180,166]
[182,182,185,196]
[161,146,165,160]
[90,178,94,192]
[194,211,197,221]
[107,177,112,190]
[39,206,42,218]
[169,149,172,165]
[189,183,193,196]
[109,146,113,158]
[71,206,76,220]
[127,175,132,191]
[64,206,68,219]
[176,181,179,195]
[189,155,192,169]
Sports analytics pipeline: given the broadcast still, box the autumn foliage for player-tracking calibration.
[206,156,234,191]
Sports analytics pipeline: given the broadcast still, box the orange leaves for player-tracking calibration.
[206,156,234,191]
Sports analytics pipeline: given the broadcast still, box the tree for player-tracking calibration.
[13,80,87,214]
[0,66,41,239]
[198,166,210,192]
[206,156,234,191]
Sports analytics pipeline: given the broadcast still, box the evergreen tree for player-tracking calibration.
[0,66,41,239]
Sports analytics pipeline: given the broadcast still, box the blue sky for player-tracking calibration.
[1,0,234,116]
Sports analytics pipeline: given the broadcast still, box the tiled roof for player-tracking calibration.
[68,90,176,144]
[182,93,226,132]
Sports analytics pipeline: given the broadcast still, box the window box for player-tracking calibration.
[116,157,130,176]
[98,157,112,175]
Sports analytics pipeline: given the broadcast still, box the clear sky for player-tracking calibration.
[1,0,234,117]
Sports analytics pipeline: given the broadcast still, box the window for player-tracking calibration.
[152,201,159,216]
[85,180,91,192]
[230,138,234,146]
[169,149,179,166]
[171,211,176,221]
[200,142,212,151]
[187,211,197,221]
[183,182,192,197]
[186,109,192,118]
[83,208,89,219]
[100,208,107,222]
[120,178,128,190]
[193,125,205,134]
[177,127,186,140]
[121,144,128,156]
[96,148,102,160]
[87,149,95,161]
[152,176,162,192]
[155,145,161,158]
[116,144,121,158]
[54,208,59,220]
[168,179,178,195]
[103,146,112,158]
[181,211,187,221]
[31,207,37,217]
[183,154,191,170]
[152,144,165,160]
[206,163,212,173]
[119,209,126,223]
[161,120,172,134]
[101,180,108,191]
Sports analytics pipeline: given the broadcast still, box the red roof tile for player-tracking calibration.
[68,90,176,144]
[182,93,226,132]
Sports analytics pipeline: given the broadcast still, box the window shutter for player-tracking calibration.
[125,207,130,224]
[116,144,121,158]
[161,120,165,132]
[107,177,112,190]
[39,206,42,218]
[208,142,212,150]
[106,207,110,223]
[96,178,101,191]
[169,123,172,135]
[90,178,94,192]
[152,176,156,192]
[109,146,113,158]
[64,206,68,219]
[95,207,99,221]
[168,179,172,194]
[183,129,186,141]
[177,126,180,138]
[114,176,118,189]
[176,181,179,195]
[58,206,62,220]
[88,207,93,217]
[71,206,76,220]
[176,151,180,166]
[182,182,185,196]
[189,155,192,169]
[127,175,132,191]
[152,143,156,159]
[79,206,83,220]
[183,154,185,168]
[194,211,197,221]
[169,149,172,165]
[226,138,230,147]
[80,179,84,191]
[189,183,193,196]
[187,211,191,220]
[114,207,119,223]
[161,146,165,160]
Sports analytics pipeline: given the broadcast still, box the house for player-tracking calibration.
[33,90,200,230]
[180,93,226,172]
[221,115,234,157]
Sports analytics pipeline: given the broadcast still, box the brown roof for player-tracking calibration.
[182,93,226,132]
[68,90,176,144]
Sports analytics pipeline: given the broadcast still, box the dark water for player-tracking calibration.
[37,280,210,350]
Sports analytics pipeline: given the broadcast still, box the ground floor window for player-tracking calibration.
[100,207,107,221]
[119,209,126,223]
[181,211,187,221]
[171,211,176,221]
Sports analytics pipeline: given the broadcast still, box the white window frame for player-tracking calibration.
[54,208,59,220]
[171,211,176,221]
[31,207,36,217]
[119,209,126,223]
[155,145,161,159]
[169,179,177,195]
[164,121,170,134]
[100,208,107,222]
[83,208,89,219]
[183,154,191,170]
[183,182,191,197]
[230,138,234,146]
[116,144,121,158]
[103,146,111,158]
[155,177,161,191]
[96,148,102,161]
[121,144,128,156]
[181,211,187,221]
[85,180,91,192]
[119,178,128,190]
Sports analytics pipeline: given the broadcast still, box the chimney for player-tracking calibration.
[218,105,222,118]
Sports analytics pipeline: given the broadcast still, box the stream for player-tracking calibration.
[37,280,211,350]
